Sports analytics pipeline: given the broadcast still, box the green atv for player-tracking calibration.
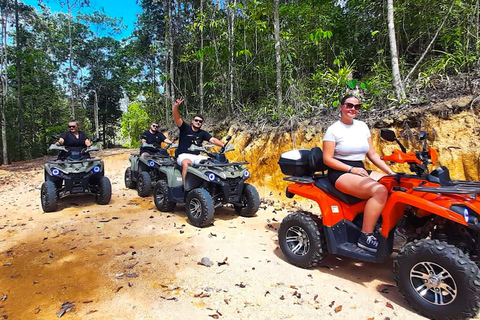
[152,135,260,227]
[124,142,177,197]
[41,137,112,212]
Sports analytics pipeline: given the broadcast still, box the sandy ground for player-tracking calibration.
[0,149,434,320]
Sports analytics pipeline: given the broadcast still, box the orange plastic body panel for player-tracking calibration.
[381,150,421,164]
[286,175,476,238]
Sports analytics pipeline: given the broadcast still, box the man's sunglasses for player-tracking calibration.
[193,119,203,123]
[152,124,159,128]
[344,103,362,110]
[68,125,76,128]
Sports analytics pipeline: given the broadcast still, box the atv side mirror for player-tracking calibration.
[419,131,427,140]
[381,129,407,153]
[51,134,59,140]
[91,137,101,143]
[380,129,396,142]
[225,135,232,142]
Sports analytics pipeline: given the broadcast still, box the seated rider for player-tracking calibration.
[140,121,173,157]
[55,120,92,160]
[173,98,224,184]
[323,94,394,253]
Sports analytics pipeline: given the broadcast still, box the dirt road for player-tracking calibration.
[0,149,427,320]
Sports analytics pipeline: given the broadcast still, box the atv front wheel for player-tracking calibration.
[95,177,112,205]
[186,188,214,227]
[234,183,260,217]
[124,167,136,189]
[278,211,327,268]
[153,180,176,212]
[41,181,58,212]
[137,171,152,197]
[394,239,480,320]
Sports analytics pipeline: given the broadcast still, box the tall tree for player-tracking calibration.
[199,0,204,113]
[387,0,406,101]
[228,0,237,112]
[273,0,282,112]
[53,0,90,118]
[0,0,12,164]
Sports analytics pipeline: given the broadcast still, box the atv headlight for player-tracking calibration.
[450,205,479,225]
[148,160,156,167]
[206,172,217,182]
[243,170,250,179]
[92,165,101,173]
[51,168,61,176]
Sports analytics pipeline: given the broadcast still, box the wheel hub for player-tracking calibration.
[285,226,310,256]
[409,261,457,306]
[190,199,202,219]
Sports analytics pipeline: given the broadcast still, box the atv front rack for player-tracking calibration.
[413,184,480,195]
[194,161,249,168]
[48,158,99,164]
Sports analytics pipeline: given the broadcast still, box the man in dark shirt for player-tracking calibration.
[140,121,173,157]
[56,121,91,159]
[173,98,224,183]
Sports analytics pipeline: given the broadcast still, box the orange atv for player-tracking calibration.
[277,129,480,320]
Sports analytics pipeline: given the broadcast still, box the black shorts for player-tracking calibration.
[327,159,372,186]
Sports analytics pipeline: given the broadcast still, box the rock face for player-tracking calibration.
[226,108,480,194]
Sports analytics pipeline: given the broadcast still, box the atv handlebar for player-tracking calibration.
[380,129,438,176]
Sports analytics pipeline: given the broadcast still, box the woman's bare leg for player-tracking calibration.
[335,173,388,233]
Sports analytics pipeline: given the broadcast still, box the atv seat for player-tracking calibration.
[309,147,363,205]
[314,178,364,205]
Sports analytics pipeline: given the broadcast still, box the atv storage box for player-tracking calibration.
[278,149,311,176]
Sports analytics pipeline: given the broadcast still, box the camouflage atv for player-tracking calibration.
[41,137,111,212]
[124,142,177,197]
[152,135,260,227]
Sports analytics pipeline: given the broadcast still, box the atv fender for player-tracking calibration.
[380,191,468,238]
[184,171,205,192]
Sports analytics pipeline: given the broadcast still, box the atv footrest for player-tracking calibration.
[337,242,376,262]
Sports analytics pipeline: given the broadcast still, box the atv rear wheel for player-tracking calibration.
[278,211,327,268]
[394,239,480,320]
[186,188,214,227]
[137,171,152,197]
[41,181,58,212]
[153,180,176,212]
[95,176,112,205]
[234,183,260,217]
[124,167,136,189]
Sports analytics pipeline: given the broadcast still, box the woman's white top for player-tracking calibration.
[323,120,371,161]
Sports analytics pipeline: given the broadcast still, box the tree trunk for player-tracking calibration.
[273,0,282,113]
[67,0,75,118]
[0,2,9,164]
[228,0,237,112]
[199,0,204,114]
[15,0,23,160]
[167,0,175,107]
[387,0,406,101]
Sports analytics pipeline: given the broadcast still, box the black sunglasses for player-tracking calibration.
[68,125,76,128]
[152,124,158,128]
[344,103,362,110]
[193,119,203,123]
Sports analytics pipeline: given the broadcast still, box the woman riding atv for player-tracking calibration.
[323,95,394,252]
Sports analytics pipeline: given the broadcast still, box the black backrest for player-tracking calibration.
[309,147,329,173]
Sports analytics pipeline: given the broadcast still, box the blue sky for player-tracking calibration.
[21,0,143,38]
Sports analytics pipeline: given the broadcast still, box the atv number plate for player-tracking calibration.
[331,206,339,213]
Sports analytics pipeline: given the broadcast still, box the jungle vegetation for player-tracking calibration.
[0,0,478,163]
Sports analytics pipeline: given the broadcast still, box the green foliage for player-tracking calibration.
[121,102,150,148]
